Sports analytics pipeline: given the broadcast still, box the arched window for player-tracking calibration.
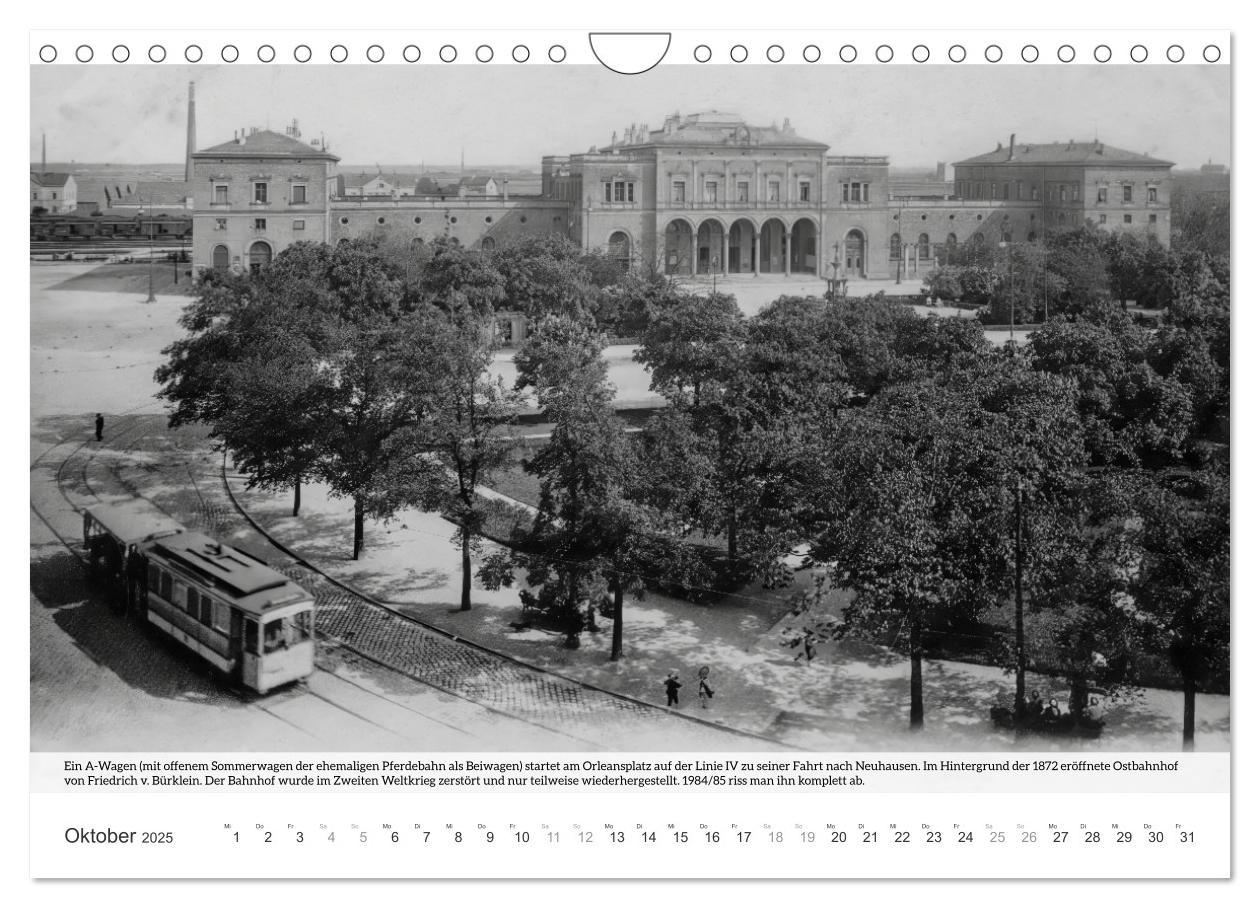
[211,244,229,272]
[946,233,957,246]
[1002,230,1013,244]
[608,231,631,271]
[889,232,902,259]
[248,241,272,273]
[1027,231,1038,242]
[481,237,496,252]
[974,232,985,245]
[917,233,930,258]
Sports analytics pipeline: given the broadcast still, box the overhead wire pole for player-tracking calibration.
[145,195,156,304]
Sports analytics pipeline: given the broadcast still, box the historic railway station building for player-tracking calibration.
[190,112,1173,281]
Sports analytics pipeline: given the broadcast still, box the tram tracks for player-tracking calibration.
[32,418,599,748]
[36,416,781,750]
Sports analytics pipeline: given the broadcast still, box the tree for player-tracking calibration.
[492,235,595,320]
[1132,466,1229,749]
[412,304,523,610]
[794,382,1012,729]
[157,240,438,559]
[634,291,746,405]
[1027,304,1194,467]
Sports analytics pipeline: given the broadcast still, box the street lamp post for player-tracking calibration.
[145,196,156,303]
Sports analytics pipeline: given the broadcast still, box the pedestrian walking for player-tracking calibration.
[664,671,681,708]
[697,666,714,709]
[94,413,104,442]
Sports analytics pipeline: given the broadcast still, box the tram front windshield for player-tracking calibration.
[262,610,313,653]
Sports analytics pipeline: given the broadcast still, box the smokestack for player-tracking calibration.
[1008,133,1015,161]
[42,132,46,175]
[502,178,508,201]
[185,82,196,182]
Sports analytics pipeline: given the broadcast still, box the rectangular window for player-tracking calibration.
[1072,184,1080,201]
[200,594,214,625]
[604,182,612,203]
[212,602,231,633]
[1032,184,1040,201]
[1123,184,1133,203]
[214,185,228,204]
[1059,185,1066,202]
[798,181,811,202]
[254,218,267,230]
[841,182,850,203]
[253,182,269,204]
[1097,186,1108,203]
[768,180,780,202]
[293,219,305,230]
[1003,183,1010,200]
[672,181,686,203]
[1149,214,1158,223]
[214,218,227,231]
[1099,214,1107,224]
[159,571,172,603]
[990,183,997,198]
[1123,214,1133,224]
[736,181,749,203]
[614,181,627,202]
[1148,187,1158,203]
[292,184,307,204]
[704,181,718,204]
[187,588,199,614]
[1017,181,1024,200]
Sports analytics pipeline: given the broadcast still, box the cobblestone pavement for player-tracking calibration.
[34,414,776,751]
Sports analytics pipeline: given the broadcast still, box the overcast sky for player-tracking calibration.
[30,64,1230,170]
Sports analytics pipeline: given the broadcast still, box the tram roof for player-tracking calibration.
[148,532,308,612]
[86,500,186,547]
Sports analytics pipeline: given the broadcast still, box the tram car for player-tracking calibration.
[83,500,315,694]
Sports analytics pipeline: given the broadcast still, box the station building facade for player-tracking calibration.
[191,114,1174,282]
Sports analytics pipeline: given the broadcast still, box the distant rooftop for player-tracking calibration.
[955,139,1174,168]
[31,172,73,188]
[602,111,829,151]
[194,128,339,161]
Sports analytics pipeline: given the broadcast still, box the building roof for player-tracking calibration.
[114,180,193,207]
[954,140,1174,168]
[194,129,339,161]
[604,111,829,151]
[31,172,74,188]
[342,171,413,190]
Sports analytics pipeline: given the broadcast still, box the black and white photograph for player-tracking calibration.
[29,57,1230,758]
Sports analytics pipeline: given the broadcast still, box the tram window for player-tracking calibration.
[263,614,311,653]
[212,602,231,633]
[187,588,199,614]
[148,564,160,589]
[244,620,259,655]
[200,594,214,626]
[159,571,173,602]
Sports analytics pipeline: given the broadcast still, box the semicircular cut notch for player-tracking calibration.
[588,32,672,74]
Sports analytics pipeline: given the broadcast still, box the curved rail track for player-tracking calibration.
[31,416,781,750]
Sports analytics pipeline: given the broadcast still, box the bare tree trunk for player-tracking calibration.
[610,575,624,662]
[909,610,924,730]
[727,510,738,562]
[292,479,302,517]
[352,496,364,561]
[1182,673,1196,752]
[459,524,472,611]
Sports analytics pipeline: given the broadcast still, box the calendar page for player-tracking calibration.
[25,7,1235,888]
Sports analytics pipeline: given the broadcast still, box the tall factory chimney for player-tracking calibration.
[184,82,197,182]
[41,132,46,175]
